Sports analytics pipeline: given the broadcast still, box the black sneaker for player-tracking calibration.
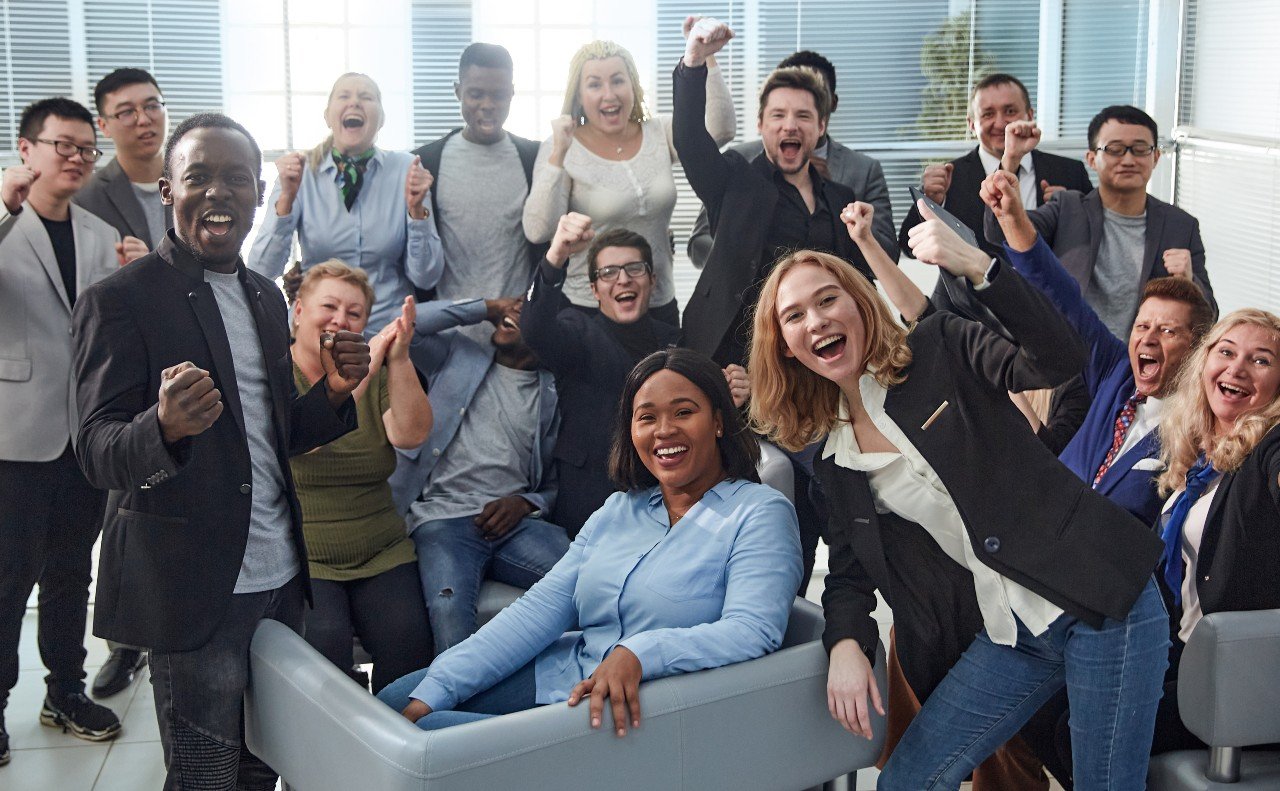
[39,691,121,742]
[1,720,9,766]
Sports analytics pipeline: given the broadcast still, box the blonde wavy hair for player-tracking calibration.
[308,72,385,170]
[748,250,912,452]
[1158,308,1280,494]
[561,41,649,126]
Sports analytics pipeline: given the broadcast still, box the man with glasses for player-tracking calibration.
[986,105,1216,335]
[76,68,170,257]
[73,67,171,701]
[0,98,124,768]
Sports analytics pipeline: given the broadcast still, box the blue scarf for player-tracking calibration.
[1159,454,1218,604]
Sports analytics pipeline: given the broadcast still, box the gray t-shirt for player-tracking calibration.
[409,363,540,525]
[130,180,166,249]
[1088,208,1147,337]
[205,269,299,593]
[436,133,533,304]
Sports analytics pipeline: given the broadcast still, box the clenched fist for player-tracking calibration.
[319,330,371,401]
[2,164,41,214]
[547,212,595,267]
[840,202,875,245]
[115,235,149,267]
[921,162,953,205]
[1163,248,1193,280]
[549,115,577,165]
[405,155,433,220]
[274,152,306,216]
[1001,120,1041,169]
[157,361,223,445]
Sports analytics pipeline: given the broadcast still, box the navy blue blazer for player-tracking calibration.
[521,260,680,535]
[1003,236,1166,526]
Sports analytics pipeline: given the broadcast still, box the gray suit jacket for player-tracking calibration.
[72,157,170,248]
[0,204,120,461]
[687,137,897,267]
[983,189,1216,318]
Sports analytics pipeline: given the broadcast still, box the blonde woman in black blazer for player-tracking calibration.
[749,203,1167,789]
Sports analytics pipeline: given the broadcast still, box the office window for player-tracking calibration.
[0,0,74,149]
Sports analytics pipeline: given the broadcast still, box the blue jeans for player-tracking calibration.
[411,515,569,655]
[376,659,538,730]
[880,577,1169,791]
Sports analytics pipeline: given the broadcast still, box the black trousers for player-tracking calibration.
[151,575,304,791]
[303,561,433,694]
[0,444,106,710]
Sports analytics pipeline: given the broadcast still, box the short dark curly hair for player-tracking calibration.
[608,347,760,491]
[163,112,261,180]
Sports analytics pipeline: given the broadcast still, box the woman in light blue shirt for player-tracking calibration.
[377,347,802,734]
[249,72,443,333]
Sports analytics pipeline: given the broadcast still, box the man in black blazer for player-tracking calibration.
[74,66,174,700]
[673,35,877,369]
[411,43,544,307]
[898,73,1093,260]
[72,113,369,790]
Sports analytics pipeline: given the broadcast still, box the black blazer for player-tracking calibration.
[521,260,680,535]
[72,156,173,248]
[1169,426,1280,631]
[816,262,1162,700]
[72,234,356,652]
[672,62,873,362]
[898,146,1093,259]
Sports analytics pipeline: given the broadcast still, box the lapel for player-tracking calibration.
[1083,190,1105,284]
[101,158,152,243]
[1141,196,1165,283]
[17,204,72,313]
[71,204,110,295]
[1030,150,1049,206]
[1095,429,1161,496]
[824,138,853,186]
[159,234,248,440]
[814,452,892,587]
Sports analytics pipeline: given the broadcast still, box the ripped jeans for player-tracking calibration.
[410,515,569,655]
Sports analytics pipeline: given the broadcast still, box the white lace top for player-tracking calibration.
[522,66,736,309]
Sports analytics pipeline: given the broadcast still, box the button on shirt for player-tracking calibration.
[978,146,1038,211]
[824,375,1062,646]
[408,479,802,711]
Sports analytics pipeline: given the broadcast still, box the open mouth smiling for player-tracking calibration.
[813,334,846,360]
[654,444,689,466]
[202,211,233,237]
[1136,353,1161,379]
[341,115,365,129]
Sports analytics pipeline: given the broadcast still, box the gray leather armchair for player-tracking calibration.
[1148,609,1280,789]
[245,596,886,791]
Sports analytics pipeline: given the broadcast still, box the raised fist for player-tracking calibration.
[547,212,595,266]
[115,235,149,267]
[840,202,875,244]
[405,155,433,220]
[979,170,1025,221]
[2,164,40,214]
[550,115,577,164]
[683,16,735,67]
[274,152,306,215]
[320,330,371,397]
[1002,120,1041,167]
[921,163,953,205]
[157,361,222,445]
[1163,248,1193,280]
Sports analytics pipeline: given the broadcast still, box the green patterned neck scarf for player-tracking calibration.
[332,148,375,210]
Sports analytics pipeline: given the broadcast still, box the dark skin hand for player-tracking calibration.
[319,330,372,408]
[567,645,643,736]
[476,495,535,540]
[158,361,224,444]
[485,297,522,324]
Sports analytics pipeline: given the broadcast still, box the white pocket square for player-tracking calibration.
[1131,457,1166,472]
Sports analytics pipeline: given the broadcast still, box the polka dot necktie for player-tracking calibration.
[1093,391,1146,486]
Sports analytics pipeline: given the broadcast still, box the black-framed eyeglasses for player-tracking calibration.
[1094,142,1157,158]
[106,100,166,125]
[32,138,104,162]
[591,261,651,282]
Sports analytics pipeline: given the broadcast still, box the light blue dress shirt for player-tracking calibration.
[248,148,443,333]
[410,478,802,711]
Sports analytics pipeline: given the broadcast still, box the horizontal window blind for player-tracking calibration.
[0,0,74,156]
[411,0,473,145]
[1173,0,1280,315]
[1058,0,1149,141]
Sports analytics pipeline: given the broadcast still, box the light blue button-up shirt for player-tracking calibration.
[410,478,802,711]
[248,148,443,333]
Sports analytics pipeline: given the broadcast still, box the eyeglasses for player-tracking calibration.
[1094,142,1157,158]
[591,261,651,282]
[106,100,166,126]
[32,138,104,162]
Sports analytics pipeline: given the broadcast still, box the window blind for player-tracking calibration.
[0,0,74,155]
[411,0,473,145]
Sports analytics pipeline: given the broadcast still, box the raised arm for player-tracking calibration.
[401,154,443,291]
[672,59,733,219]
[375,296,432,449]
[520,212,596,375]
[842,201,926,322]
[248,153,305,279]
[521,136,571,244]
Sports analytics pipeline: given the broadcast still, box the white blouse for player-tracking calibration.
[824,373,1064,647]
[522,66,736,309]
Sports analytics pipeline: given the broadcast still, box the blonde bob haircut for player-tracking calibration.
[308,72,385,171]
[1158,308,1280,494]
[294,259,376,319]
[748,250,912,452]
[561,40,649,126]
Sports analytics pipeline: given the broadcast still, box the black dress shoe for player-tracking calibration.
[91,648,147,698]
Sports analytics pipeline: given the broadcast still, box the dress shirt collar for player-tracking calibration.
[644,477,751,523]
[977,145,1015,175]
[158,230,248,284]
[821,372,889,464]
[318,146,386,174]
